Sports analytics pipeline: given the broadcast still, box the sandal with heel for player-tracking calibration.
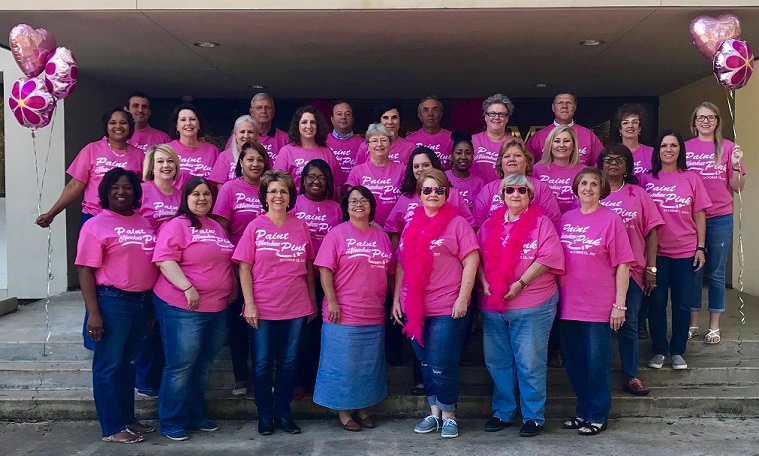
[578,422,608,436]
[563,417,586,429]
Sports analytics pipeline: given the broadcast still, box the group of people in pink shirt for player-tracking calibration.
[35,90,745,443]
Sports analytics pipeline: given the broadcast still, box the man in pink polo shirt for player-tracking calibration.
[124,92,171,153]
[407,96,453,170]
[249,93,289,161]
[326,101,364,177]
[526,92,603,166]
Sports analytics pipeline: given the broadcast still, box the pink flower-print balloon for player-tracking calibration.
[44,47,78,99]
[8,75,57,130]
[8,24,57,78]
[713,39,755,91]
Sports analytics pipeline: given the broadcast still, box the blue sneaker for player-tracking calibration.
[414,415,441,434]
[135,388,158,398]
[191,419,219,432]
[162,430,189,441]
[441,418,459,438]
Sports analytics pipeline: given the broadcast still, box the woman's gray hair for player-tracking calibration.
[500,173,534,202]
[483,93,515,115]
[365,123,392,141]
[230,115,260,161]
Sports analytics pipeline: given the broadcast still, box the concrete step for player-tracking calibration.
[2,385,758,421]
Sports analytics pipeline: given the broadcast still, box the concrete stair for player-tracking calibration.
[1,290,758,421]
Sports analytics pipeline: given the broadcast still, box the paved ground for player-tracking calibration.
[1,418,756,456]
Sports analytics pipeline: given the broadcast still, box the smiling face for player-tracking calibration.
[419,177,447,210]
[234,121,260,148]
[187,183,212,217]
[577,173,601,206]
[380,109,400,138]
[303,165,327,201]
[551,130,574,161]
[452,141,473,173]
[694,106,719,137]
[601,153,626,181]
[347,189,371,223]
[412,153,434,180]
[108,175,135,215]
[418,99,443,130]
[659,134,680,167]
[552,94,576,124]
[266,180,290,213]
[502,183,530,214]
[107,111,131,142]
[619,114,641,141]
[299,112,317,140]
[176,109,200,140]
[367,134,391,162]
[501,145,528,176]
[241,149,266,183]
[484,102,509,135]
[126,96,151,128]
[152,150,178,182]
[331,102,354,134]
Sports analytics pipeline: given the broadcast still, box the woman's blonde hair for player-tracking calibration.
[690,101,724,166]
[538,125,580,169]
[143,144,180,181]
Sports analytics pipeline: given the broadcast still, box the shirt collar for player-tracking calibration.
[332,130,354,140]
[553,120,575,127]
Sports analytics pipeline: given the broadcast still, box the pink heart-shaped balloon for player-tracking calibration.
[689,14,742,60]
[8,24,57,78]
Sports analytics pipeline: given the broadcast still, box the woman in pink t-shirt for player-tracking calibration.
[212,141,270,398]
[471,94,517,183]
[558,167,634,436]
[36,108,143,229]
[640,130,711,371]
[598,144,664,397]
[445,131,485,211]
[313,186,395,432]
[273,105,345,195]
[685,102,746,344]
[534,126,584,214]
[209,115,260,189]
[167,103,220,182]
[233,170,317,436]
[472,138,561,227]
[612,103,654,177]
[75,168,157,444]
[477,173,564,437]
[391,169,480,439]
[152,176,235,441]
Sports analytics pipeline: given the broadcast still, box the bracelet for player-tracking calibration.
[517,278,528,288]
[613,304,627,310]
[733,166,741,171]
[696,246,706,252]
[182,285,194,292]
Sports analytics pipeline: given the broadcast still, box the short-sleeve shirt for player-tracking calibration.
[326,134,365,177]
[533,163,584,214]
[685,138,745,218]
[139,181,181,231]
[345,160,405,226]
[383,189,475,234]
[407,128,454,170]
[273,144,346,188]
[128,126,170,153]
[526,122,604,165]
[355,137,415,166]
[168,139,220,180]
[212,177,265,245]
[290,197,343,253]
[445,171,485,211]
[471,132,515,182]
[472,177,562,227]
[631,144,654,177]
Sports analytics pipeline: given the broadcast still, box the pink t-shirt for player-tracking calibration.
[232,215,315,320]
[471,132,515,183]
[66,138,144,216]
[128,126,170,153]
[558,206,635,322]
[383,190,475,234]
[75,210,158,291]
[152,216,235,312]
[168,139,220,180]
[138,181,181,231]
[212,177,265,245]
[314,222,395,326]
[601,184,664,289]
[260,128,289,162]
[472,177,562,228]
[326,134,365,177]
[355,137,415,166]
[445,171,485,210]
[346,161,405,226]
[407,128,454,170]
[477,212,565,310]
[631,144,654,177]
[290,197,343,253]
[208,149,237,185]
[685,138,745,218]
[526,122,604,165]
[273,144,346,188]
[398,215,480,317]
[533,163,583,214]
[639,170,712,259]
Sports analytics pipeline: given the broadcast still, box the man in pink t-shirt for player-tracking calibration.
[406,97,453,170]
[249,93,289,161]
[124,92,171,152]
[326,101,365,177]
[526,92,604,165]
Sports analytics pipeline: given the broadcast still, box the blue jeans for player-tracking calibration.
[226,293,250,383]
[649,256,698,356]
[411,309,471,412]
[133,321,164,394]
[483,291,558,425]
[251,317,306,419]
[619,279,644,381]
[91,286,149,437]
[154,294,228,437]
[560,320,612,424]
[694,214,733,313]
[80,212,96,351]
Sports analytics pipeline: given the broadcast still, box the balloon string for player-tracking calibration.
[32,108,56,357]
[726,89,745,366]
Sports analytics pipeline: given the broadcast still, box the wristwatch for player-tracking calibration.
[645,266,657,274]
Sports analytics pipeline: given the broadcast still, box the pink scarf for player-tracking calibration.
[482,205,542,313]
[401,202,458,344]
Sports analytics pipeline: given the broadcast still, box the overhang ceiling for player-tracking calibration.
[1,7,758,99]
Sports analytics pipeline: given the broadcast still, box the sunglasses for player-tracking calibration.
[504,186,529,195]
[422,186,447,195]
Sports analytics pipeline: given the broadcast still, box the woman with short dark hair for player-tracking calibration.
[167,103,220,183]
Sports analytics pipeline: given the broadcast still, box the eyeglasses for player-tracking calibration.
[267,190,289,196]
[348,198,371,206]
[603,156,627,164]
[485,111,509,119]
[621,119,641,127]
[504,186,529,195]
[422,186,447,195]
[305,174,327,183]
[368,138,390,145]
[695,115,718,123]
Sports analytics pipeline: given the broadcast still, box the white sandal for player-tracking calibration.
[705,328,721,344]
[688,326,700,340]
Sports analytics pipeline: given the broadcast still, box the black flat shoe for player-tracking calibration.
[484,415,512,432]
[519,420,543,437]
[275,417,302,434]
[258,418,275,435]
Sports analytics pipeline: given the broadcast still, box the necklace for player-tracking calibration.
[108,140,128,157]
